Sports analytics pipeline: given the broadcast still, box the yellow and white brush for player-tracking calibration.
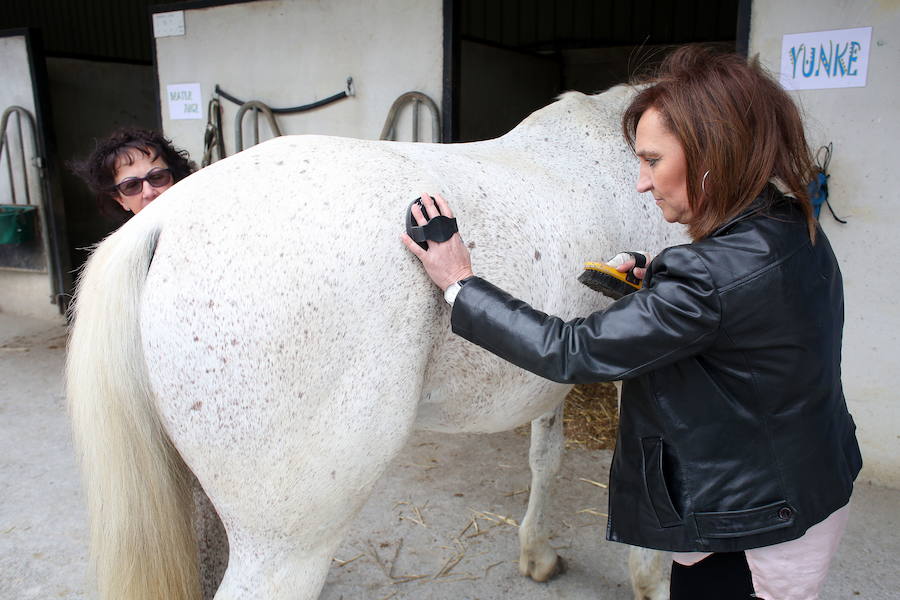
[577,252,647,300]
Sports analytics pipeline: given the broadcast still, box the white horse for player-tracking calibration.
[67,86,684,600]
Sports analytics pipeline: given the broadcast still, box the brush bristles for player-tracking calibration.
[577,270,637,300]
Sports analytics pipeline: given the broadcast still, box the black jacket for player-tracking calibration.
[451,189,862,552]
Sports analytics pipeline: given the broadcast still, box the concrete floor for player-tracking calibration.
[1,312,898,600]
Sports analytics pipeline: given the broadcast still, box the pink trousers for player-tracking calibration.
[672,503,851,600]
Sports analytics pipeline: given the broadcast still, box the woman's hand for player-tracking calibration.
[400,192,474,291]
[608,251,652,281]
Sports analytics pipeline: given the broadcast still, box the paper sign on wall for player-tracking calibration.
[153,11,185,38]
[780,27,872,90]
[167,83,203,120]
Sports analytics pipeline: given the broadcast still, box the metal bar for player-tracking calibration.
[16,111,31,205]
[3,132,15,204]
[379,92,442,143]
[412,98,420,143]
[253,107,259,147]
[234,100,283,152]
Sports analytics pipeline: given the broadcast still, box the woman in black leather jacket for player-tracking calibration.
[402,46,861,599]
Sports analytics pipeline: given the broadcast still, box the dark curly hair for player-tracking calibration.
[71,127,196,210]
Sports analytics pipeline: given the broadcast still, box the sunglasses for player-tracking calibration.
[113,168,174,196]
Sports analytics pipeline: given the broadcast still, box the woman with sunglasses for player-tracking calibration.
[73,127,196,216]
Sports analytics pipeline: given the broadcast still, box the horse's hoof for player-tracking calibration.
[522,553,565,583]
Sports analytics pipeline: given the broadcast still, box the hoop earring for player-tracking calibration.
[701,170,710,193]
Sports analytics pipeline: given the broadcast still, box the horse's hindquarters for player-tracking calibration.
[139,217,432,596]
[142,270,424,523]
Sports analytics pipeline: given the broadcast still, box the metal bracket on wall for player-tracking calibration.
[0,105,52,273]
[1,106,43,203]
[380,92,441,143]
[233,101,282,153]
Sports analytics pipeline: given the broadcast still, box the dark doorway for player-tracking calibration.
[452,0,746,142]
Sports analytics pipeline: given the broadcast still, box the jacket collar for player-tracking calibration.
[709,184,786,238]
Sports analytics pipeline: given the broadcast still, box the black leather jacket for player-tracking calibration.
[451,189,862,552]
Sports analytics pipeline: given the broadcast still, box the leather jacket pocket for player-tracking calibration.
[694,500,796,538]
[640,436,683,528]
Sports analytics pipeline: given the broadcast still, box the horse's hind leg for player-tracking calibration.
[518,401,565,581]
[202,429,410,600]
[213,534,340,600]
[177,386,419,600]
[628,546,670,600]
[208,459,393,600]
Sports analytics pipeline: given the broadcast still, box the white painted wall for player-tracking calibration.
[0,34,58,321]
[751,1,900,488]
[154,0,443,163]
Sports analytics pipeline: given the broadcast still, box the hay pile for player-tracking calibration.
[563,382,619,450]
[516,382,619,450]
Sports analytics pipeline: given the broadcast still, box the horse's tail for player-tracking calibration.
[67,213,199,600]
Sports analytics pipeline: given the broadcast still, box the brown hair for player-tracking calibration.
[622,45,816,241]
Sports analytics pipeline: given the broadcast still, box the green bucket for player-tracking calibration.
[0,205,37,245]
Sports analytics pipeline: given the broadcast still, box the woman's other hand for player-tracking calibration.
[400,192,474,291]
[607,251,652,281]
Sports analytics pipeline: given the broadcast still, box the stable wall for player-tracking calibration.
[750,1,900,488]
[154,0,444,162]
[0,33,57,321]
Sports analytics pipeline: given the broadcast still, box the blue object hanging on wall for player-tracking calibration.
[808,171,829,219]
[809,143,846,224]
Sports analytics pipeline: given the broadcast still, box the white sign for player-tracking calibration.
[167,84,203,120]
[153,11,185,38]
[780,27,872,90]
